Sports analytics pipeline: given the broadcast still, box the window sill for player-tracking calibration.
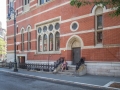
[95,44,103,48]
[22,9,30,14]
[36,51,61,55]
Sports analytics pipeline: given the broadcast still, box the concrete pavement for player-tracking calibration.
[0,68,120,90]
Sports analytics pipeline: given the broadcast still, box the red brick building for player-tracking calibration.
[7,0,120,76]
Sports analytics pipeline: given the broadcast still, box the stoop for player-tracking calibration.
[58,65,76,75]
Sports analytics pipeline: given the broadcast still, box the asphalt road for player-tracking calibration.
[0,72,91,90]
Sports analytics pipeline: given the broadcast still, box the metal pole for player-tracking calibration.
[14,11,18,72]
[48,55,49,71]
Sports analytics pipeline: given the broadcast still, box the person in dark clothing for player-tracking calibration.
[54,57,65,69]
[76,57,85,70]
[59,57,64,63]
[9,61,12,69]
[76,63,79,70]
[54,60,59,68]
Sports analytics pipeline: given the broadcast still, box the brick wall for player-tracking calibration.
[7,0,120,62]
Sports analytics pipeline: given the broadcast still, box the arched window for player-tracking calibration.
[27,27,31,51]
[43,34,47,51]
[38,35,42,52]
[55,32,60,51]
[49,33,53,51]
[95,7,103,44]
[95,7,103,29]
[37,20,60,53]
[21,29,24,51]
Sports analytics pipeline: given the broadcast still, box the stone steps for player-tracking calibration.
[58,65,76,75]
[58,70,75,75]
[58,64,87,76]
[68,65,76,70]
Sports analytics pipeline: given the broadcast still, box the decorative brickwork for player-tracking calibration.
[7,0,120,76]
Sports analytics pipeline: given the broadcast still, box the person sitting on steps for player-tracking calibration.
[61,60,68,72]
[76,57,85,70]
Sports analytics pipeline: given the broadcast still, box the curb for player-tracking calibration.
[0,70,118,90]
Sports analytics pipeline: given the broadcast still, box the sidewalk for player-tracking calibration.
[0,68,120,90]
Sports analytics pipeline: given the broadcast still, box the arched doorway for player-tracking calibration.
[66,35,83,65]
[72,41,81,65]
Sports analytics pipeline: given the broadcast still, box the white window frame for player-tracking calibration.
[95,7,103,46]
[23,0,30,12]
[27,26,31,51]
[36,20,61,54]
[21,29,25,51]
[38,0,51,5]
[70,21,79,31]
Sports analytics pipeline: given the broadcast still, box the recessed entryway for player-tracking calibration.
[66,35,84,65]
[72,47,81,65]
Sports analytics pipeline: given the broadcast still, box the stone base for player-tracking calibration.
[86,62,120,77]
[76,64,87,76]
[53,64,62,73]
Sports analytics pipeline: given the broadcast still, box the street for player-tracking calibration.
[0,72,91,90]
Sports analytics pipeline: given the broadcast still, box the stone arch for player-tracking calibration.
[66,35,84,50]
[20,27,25,33]
[26,25,31,31]
[95,6,103,15]
[91,4,107,15]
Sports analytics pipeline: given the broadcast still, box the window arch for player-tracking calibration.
[27,26,31,51]
[95,6,103,45]
[43,34,47,51]
[21,29,24,51]
[95,7,103,29]
[55,32,60,51]
[37,20,60,53]
[38,35,42,52]
[49,33,53,51]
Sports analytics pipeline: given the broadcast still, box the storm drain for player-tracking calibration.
[104,81,120,89]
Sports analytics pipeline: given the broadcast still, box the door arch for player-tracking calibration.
[66,35,84,65]
[66,35,84,50]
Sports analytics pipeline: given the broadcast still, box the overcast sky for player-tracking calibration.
[0,1,6,29]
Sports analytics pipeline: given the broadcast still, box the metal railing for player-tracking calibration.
[5,62,14,68]
[5,57,65,72]
[20,63,55,72]
[5,63,55,72]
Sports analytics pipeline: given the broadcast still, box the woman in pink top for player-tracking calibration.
[61,60,67,71]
